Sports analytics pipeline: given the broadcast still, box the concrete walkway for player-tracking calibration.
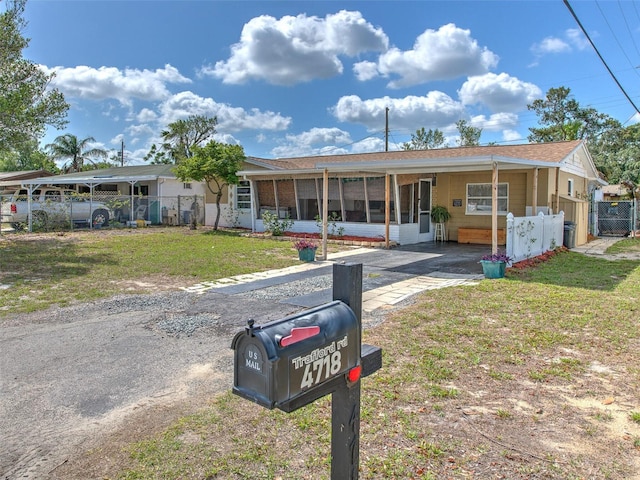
[183,245,484,313]
[570,236,621,256]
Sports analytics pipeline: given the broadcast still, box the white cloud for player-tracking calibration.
[203,10,388,85]
[42,64,191,106]
[502,129,523,142]
[565,28,589,50]
[286,127,352,146]
[350,137,386,153]
[469,113,519,132]
[332,92,465,131]
[531,29,588,57]
[110,133,124,146]
[458,73,542,111]
[355,23,499,88]
[531,37,571,55]
[214,133,241,145]
[126,123,154,140]
[158,91,291,133]
[136,108,158,123]
[271,127,352,158]
[353,61,379,82]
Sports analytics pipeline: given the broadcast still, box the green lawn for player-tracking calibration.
[0,228,299,315]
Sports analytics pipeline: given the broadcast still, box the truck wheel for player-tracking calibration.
[92,209,109,226]
[32,211,48,230]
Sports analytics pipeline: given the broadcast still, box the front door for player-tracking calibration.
[418,179,433,242]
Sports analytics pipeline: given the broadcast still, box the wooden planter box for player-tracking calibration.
[457,227,505,245]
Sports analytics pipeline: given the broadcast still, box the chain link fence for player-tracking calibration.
[1,191,204,233]
[595,200,637,236]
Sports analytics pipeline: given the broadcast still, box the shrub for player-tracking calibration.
[262,211,294,236]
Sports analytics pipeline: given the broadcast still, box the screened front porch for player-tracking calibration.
[250,174,438,244]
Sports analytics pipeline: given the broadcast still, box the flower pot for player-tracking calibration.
[298,247,316,262]
[480,260,506,279]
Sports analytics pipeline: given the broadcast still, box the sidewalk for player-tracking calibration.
[570,236,621,256]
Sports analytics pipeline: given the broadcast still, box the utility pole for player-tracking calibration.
[120,140,125,167]
[385,107,389,152]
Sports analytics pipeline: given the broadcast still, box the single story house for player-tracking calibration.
[224,140,601,247]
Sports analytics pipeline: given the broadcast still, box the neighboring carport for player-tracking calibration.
[7,168,174,232]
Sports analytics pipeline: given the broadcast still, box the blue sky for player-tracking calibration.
[19,0,640,164]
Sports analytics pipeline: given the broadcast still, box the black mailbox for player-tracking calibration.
[232,300,360,412]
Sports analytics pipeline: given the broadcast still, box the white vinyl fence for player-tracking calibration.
[505,211,565,263]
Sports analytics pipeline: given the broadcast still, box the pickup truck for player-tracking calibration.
[1,187,111,229]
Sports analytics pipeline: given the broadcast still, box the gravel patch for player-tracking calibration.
[238,274,333,301]
[156,311,221,337]
[1,291,197,328]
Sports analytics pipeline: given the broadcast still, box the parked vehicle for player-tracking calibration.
[1,188,111,230]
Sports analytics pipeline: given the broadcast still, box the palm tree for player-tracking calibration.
[46,134,107,173]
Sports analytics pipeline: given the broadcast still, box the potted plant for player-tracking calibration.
[293,238,318,262]
[430,205,451,241]
[430,205,451,223]
[479,251,512,279]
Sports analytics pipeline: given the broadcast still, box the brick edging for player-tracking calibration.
[243,233,397,249]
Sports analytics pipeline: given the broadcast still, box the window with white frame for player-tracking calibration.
[236,180,251,209]
[183,182,192,189]
[567,178,574,197]
[466,183,508,215]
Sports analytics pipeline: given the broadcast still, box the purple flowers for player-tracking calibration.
[293,239,318,251]
[481,251,512,264]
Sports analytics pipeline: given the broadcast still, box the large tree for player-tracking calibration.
[0,138,58,172]
[590,123,640,185]
[0,0,68,152]
[173,141,245,230]
[527,86,620,143]
[456,120,482,146]
[46,134,108,173]
[402,127,446,150]
[146,115,218,164]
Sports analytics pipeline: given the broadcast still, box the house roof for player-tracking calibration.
[14,164,178,187]
[239,140,600,180]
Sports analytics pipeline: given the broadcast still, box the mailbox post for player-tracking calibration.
[231,262,381,479]
[331,263,362,480]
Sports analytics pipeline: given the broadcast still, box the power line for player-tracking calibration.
[564,0,640,115]
[616,0,640,59]
[596,0,640,80]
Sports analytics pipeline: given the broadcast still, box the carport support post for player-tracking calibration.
[332,263,362,480]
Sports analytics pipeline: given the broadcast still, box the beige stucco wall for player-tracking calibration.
[434,171,527,241]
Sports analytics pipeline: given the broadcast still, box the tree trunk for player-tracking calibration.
[214,192,222,230]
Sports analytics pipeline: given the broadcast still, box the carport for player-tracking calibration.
[7,171,173,232]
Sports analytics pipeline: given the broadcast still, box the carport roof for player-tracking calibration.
[0,170,55,187]
[14,165,178,187]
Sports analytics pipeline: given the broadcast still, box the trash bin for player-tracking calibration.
[563,221,576,248]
